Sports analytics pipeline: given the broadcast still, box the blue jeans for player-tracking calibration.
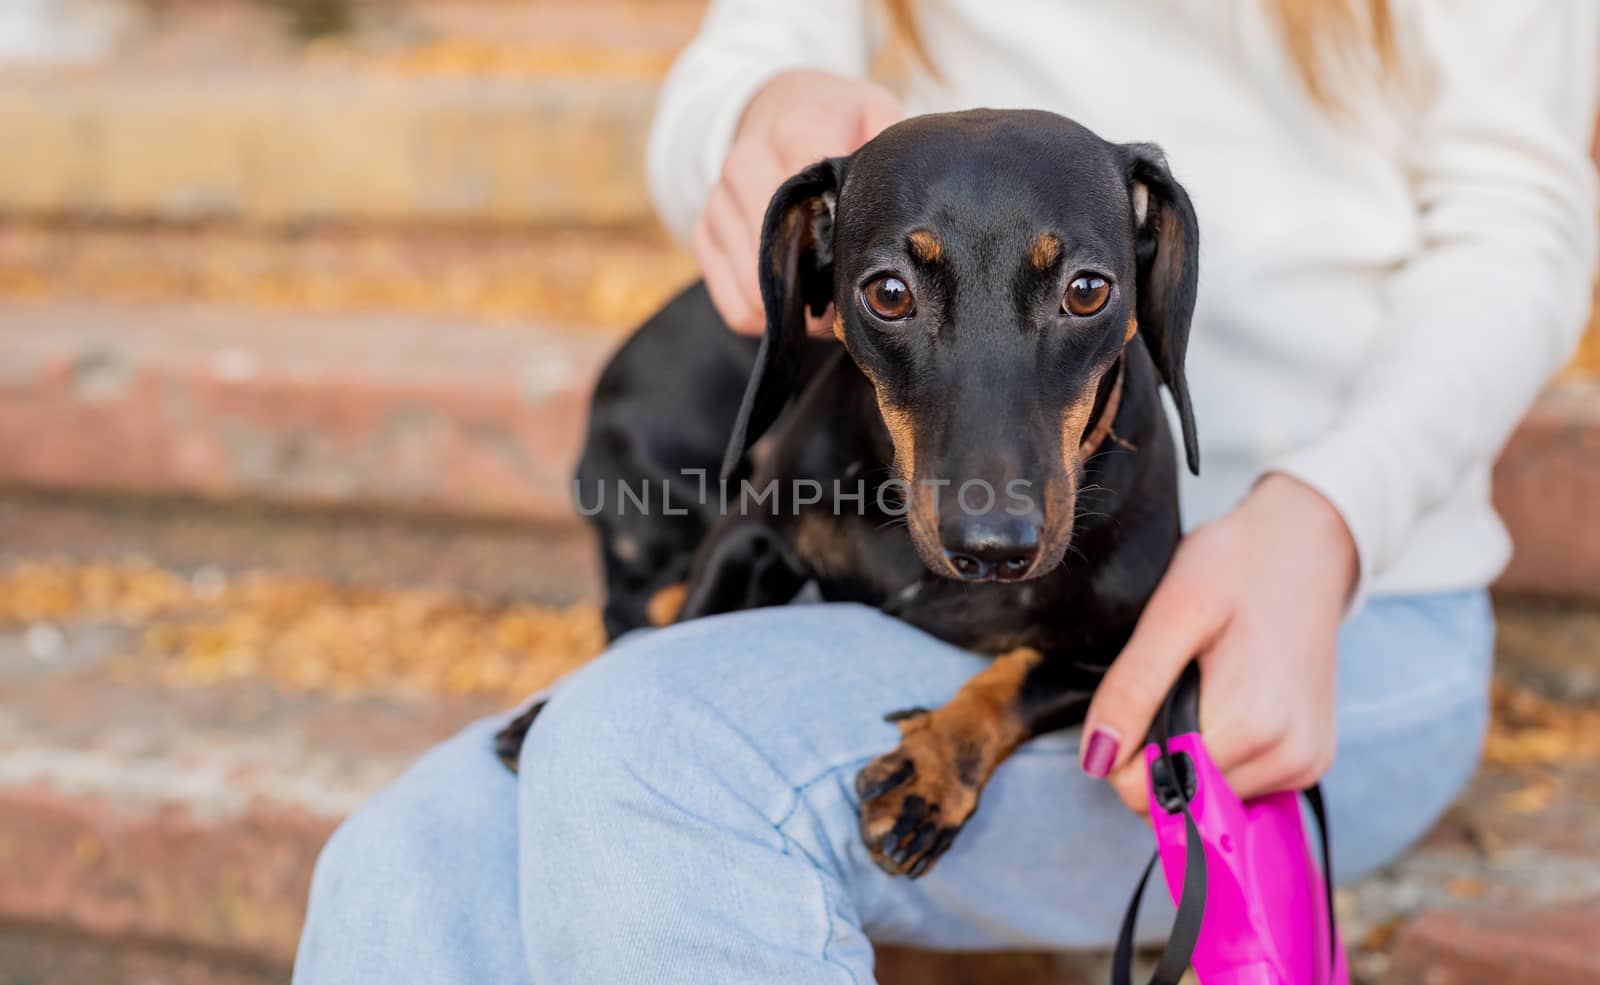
[294,593,1492,984]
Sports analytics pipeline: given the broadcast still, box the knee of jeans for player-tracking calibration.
[521,606,902,827]
[1328,692,1490,882]
[310,787,440,912]
[523,638,761,802]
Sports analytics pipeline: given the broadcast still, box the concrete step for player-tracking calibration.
[0,0,707,226]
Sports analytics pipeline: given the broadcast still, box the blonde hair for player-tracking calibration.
[881,0,1396,107]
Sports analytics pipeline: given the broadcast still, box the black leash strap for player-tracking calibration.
[1110,678,1207,985]
[1304,782,1339,975]
[1109,671,1341,985]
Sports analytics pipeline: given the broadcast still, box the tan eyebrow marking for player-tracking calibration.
[1030,233,1062,271]
[908,229,943,264]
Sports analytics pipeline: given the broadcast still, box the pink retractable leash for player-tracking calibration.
[1111,665,1349,985]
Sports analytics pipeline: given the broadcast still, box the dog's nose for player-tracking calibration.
[940,512,1043,583]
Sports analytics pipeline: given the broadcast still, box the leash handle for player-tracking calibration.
[1110,665,1343,985]
[1111,666,1206,985]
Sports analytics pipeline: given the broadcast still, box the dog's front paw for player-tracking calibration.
[855,709,979,878]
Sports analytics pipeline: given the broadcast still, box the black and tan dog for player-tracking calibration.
[499,109,1200,878]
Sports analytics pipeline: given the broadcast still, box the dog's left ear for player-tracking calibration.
[720,157,844,481]
[1123,144,1200,476]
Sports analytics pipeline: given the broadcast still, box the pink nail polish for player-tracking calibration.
[1082,726,1121,779]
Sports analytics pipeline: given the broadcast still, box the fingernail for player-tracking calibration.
[1081,726,1121,779]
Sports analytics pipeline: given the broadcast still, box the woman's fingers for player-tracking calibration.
[1209,665,1336,800]
[1082,477,1349,814]
[1223,739,1332,802]
[1107,755,1151,815]
[1080,541,1232,783]
[699,119,828,334]
[692,213,761,336]
[702,181,766,330]
[806,303,837,339]
[694,71,906,335]
[723,137,787,237]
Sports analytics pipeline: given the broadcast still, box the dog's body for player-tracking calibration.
[501,110,1200,877]
[599,287,1179,663]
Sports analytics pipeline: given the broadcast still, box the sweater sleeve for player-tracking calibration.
[645,0,874,242]
[1270,0,1599,599]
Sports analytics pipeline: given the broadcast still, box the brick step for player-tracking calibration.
[0,0,707,226]
[1490,378,1600,603]
[0,925,282,985]
[0,553,1110,981]
[0,298,615,523]
[3,297,1600,600]
[0,490,602,605]
[0,218,698,333]
[0,603,503,967]
[3,554,1600,980]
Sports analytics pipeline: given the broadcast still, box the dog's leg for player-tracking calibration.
[494,702,547,773]
[856,648,1104,877]
[676,515,811,621]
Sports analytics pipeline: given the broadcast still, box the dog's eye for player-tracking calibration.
[1063,276,1110,317]
[862,276,914,321]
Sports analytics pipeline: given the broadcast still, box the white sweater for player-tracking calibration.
[647,0,1599,600]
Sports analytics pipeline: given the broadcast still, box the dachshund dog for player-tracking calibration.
[499,109,1200,878]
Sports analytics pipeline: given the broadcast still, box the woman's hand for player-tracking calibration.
[692,69,903,336]
[1080,473,1359,813]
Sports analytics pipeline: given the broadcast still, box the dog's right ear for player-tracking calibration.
[1123,143,1201,476]
[720,158,844,481]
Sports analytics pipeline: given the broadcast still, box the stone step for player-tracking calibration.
[0,0,707,226]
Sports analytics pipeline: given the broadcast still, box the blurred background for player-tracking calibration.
[0,3,1598,983]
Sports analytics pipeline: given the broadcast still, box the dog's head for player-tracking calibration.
[723,109,1199,583]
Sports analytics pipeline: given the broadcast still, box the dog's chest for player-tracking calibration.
[790,510,1059,654]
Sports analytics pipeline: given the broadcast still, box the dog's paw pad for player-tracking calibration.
[855,733,976,878]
